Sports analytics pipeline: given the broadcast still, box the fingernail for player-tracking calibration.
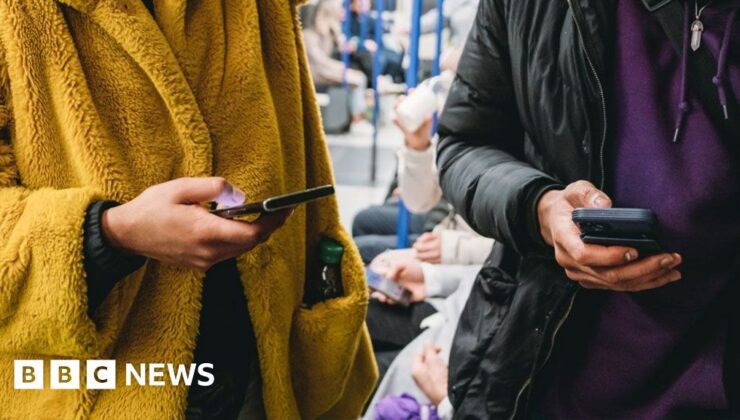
[216,184,246,208]
[624,251,637,262]
[672,273,682,282]
[665,254,682,269]
[660,256,675,268]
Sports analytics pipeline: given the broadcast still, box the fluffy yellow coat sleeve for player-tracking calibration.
[0,19,104,359]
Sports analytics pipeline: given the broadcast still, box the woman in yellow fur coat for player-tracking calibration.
[0,0,377,418]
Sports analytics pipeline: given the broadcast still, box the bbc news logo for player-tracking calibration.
[14,360,214,390]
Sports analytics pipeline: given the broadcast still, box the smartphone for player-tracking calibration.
[365,267,412,307]
[211,185,335,218]
[572,208,663,256]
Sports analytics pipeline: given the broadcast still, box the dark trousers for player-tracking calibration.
[366,299,437,378]
[186,260,263,420]
[352,202,427,263]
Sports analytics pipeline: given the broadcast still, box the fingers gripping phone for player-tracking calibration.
[572,208,663,256]
[365,267,412,307]
[211,185,335,218]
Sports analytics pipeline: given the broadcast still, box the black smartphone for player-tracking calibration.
[572,208,663,256]
[365,267,412,307]
[211,185,335,218]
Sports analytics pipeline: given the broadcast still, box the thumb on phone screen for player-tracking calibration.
[215,182,246,208]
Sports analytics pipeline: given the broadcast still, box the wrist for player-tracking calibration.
[537,189,560,246]
[405,139,432,151]
[101,205,135,254]
[429,387,446,406]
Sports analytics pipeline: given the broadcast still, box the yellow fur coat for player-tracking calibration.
[0,0,377,418]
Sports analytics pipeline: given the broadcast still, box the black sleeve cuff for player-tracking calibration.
[83,200,146,315]
[524,181,564,257]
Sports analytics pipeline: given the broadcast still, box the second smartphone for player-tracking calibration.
[572,208,663,256]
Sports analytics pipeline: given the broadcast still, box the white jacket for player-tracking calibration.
[397,143,494,265]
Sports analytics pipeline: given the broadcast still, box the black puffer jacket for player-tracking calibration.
[436,0,739,418]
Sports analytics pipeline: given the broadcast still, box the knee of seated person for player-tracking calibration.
[355,234,404,264]
[352,205,383,237]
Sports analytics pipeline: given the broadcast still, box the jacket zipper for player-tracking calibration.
[507,290,578,420]
[566,0,609,190]
[539,291,578,372]
[509,3,607,417]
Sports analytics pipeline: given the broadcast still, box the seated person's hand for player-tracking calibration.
[386,259,426,302]
[371,259,426,303]
[537,180,682,292]
[102,177,292,271]
[411,343,448,406]
[369,248,418,273]
[345,69,366,87]
[413,232,442,264]
[363,39,378,53]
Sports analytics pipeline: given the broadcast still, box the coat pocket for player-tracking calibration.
[289,227,376,418]
[448,264,517,409]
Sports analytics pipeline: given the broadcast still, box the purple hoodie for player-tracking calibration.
[540,0,740,418]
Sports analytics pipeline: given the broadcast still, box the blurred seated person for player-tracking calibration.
[352,192,445,264]
[302,0,370,130]
[347,0,405,85]
[394,99,492,266]
[366,247,484,420]
[352,83,490,264]
[369,344,453,419]
[362,84,493,374]
[365,253,482,379]
[395,0,479,49]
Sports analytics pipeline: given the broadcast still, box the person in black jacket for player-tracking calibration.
[436,0,739,418]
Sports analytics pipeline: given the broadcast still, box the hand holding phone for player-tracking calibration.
[102,177,292,271]
[537,180,682,292]
[366,267,413,306]
[211,185,335,218]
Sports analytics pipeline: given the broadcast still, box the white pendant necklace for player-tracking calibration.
[690,0,715,51]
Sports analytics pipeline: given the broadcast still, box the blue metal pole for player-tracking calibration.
[397,0,423,249]
[359,0,370,52]
[431,0,444,132]
[405,0,423,88]
[432,0,444,77]
[341,0,352,88]
[370,0,385,183]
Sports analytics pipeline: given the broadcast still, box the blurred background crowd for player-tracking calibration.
[299,0,486,417]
